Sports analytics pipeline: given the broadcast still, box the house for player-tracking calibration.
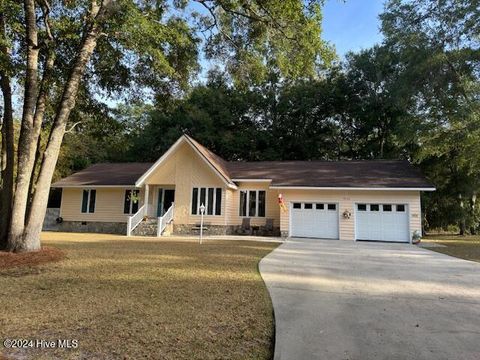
[51,134,435,242]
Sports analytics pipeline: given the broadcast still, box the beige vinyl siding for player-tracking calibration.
[279,190,422,241]
[144,141,227,226]
[59,136,423,239]
[60,187,143,223]
[225,183,280,227]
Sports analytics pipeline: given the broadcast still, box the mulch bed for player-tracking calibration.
[0,246,65,269]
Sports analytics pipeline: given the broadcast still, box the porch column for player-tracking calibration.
[145,184,149,217]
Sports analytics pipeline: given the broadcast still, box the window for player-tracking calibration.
[239,191,247,216]
[248,191,256,216]
[124,189,140,214]
[81,189,96,213]
[383,204,392,212]
[304,203,313,209]
[327,204,336,211]
[200,188,206,210]
[191,188,198,214]
[215,188,222,216]
[357,204,367,211]
[258,191,266,217]
[207,188,214,215]
[239,190,266,217]
[293,203,301,209]
[396,204,405,212]
[316,203,324,210]
[191,187,222,215]
[370,204,380,211]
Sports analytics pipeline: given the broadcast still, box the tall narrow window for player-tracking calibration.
[239,191,247,216]
[131,190,139,213]
[191,188,198,215]
[207,188,214,215]
[258,191,266,217]
[124,190,140,214]
[248,191,256,217]
[124,190,132,214]
[215,188,222,215]
[191,187,222,215]
[81,189,96,214]
[200,188,206,209]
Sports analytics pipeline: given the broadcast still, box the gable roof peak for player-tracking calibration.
[135,134,236,188]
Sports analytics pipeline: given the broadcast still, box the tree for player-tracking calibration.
[381,0,480,233]
[0,0,333,252]
[127,76,267,161]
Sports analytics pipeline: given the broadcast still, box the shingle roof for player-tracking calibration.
[183,135,234,186]
[52,163,153,187]
[226,160,433,188]
[52,136,434,189]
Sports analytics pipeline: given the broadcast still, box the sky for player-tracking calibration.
[322,0,385,57]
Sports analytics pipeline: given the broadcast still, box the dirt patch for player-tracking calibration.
[0,246,65,270]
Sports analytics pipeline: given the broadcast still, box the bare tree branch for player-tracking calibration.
[65,121,82,133]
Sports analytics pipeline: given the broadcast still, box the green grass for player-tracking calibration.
[0,232,278,359]
[423,234,480,262]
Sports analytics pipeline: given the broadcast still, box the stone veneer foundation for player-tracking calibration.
[173,224,281,237]
[53,221,280,238]
[58,221,127,235]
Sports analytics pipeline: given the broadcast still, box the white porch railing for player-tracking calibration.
[127,204,146,236]
[157,203,174,237]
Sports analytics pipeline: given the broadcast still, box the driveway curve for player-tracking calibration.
[260,238,480,360]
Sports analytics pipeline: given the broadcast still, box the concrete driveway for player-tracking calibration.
[260,238,480,360]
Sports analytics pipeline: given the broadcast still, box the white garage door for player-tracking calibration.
[356,204,409,243]
[291,202,339,239]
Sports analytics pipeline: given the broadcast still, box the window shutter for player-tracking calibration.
[82,190,89,213]
[88,190,96,213]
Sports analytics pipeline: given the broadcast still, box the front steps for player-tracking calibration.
[131,218,157,237]
[131,218,173,237]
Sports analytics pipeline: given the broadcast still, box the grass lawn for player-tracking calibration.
[0,232,278,360]
[423,234,480,262]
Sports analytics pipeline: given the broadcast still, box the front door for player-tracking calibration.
[157,189,175,217]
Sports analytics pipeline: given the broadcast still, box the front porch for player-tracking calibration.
[127,184,176,237]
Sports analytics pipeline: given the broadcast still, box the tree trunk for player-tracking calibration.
[0,13,15,250]
[459,194,466,236]
[23,14,105,248]
[26,132,43,220]
[7,0,40,251]
[25,50,55,220]
[469,193,477,235]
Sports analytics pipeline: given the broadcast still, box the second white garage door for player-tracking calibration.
[290,202,339,239]
[355,203,410,242]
